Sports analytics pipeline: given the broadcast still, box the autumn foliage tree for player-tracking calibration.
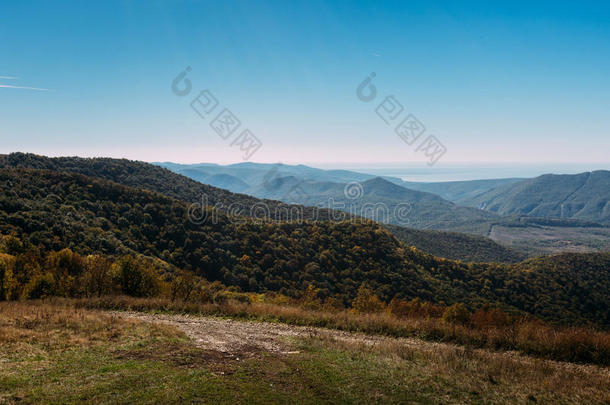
[442,303,471,325]
[0,253,16,300]
[82,255,113,297]
[471,306,512,329]
[46,248,85,297]
[170,270,197,302]
[351,283,385,314]
[300,284,322,310]
[113,256,160,297]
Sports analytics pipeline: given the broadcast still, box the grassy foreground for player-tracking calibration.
[1,301,609,404]
[74,296,610,366]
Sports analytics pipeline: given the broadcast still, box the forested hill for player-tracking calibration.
[252,175,499,230]
[0,153,340,222]
[1,168,608,327]
[0,153,522,263]
[383,225,525,263]
[462,170,610,224]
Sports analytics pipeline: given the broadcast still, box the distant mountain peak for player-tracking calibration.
[361,177,442,200]
[363,176,398,186]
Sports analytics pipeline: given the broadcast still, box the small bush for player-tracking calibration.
[300,284,322,310]
[442,303,471,325]
[351,284,386,314]
[23,273,55,299]
[112,256,161,297]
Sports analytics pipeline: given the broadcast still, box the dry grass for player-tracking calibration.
[72,295,610,366]
[0,300,608,404]
[0,300,182,357]
[303,332,610,404]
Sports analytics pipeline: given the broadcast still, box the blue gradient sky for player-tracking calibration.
[1,0,609,165]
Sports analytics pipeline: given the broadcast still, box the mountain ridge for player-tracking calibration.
[0,153,522,263]
[1,166,608,326]
[462,170,610,224]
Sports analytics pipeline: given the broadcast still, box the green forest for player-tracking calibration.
[1,166,608,328]
[0,153,527,263]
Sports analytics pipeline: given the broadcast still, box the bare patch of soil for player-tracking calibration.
[113,311,610,379]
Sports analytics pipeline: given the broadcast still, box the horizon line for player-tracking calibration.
[2,151,610,168]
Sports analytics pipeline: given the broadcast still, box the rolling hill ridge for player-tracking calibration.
[462,171,610,224]
[0,153,523,263]
[0,167,608,326]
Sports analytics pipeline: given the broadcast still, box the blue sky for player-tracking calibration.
[1,0,609,165]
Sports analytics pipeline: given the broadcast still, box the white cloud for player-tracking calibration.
[0,84,51,91]
[0,75,51,91]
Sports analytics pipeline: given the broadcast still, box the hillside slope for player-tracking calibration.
[1,168,608,326]
[0,153,521,263]
[157,161,378,188]
[160,161,503,230]
[0,153,340,222]
[156,160,610,255]
[253,175,499,230]
[401,178,524,203]
[462,171,610,224]
[384,224,525,263]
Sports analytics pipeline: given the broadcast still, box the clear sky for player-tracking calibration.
[1,0,609,165]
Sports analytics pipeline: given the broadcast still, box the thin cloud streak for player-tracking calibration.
[0,84,51,91]
[0,76,18,80]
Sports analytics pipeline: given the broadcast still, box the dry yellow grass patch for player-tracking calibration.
[74,295,610,365]
[0,300,182,356]
[307,332,610,404]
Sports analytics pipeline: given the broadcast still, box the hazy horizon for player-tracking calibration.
[4,150,609,182]
[158,158,609,182]
[4,150,610,168]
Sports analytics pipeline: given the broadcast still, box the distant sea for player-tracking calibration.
[312,163,610,183]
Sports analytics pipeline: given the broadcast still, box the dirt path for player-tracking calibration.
[115,311,454,356]
[114,311,610,378]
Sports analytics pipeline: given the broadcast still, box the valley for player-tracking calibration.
[489,224,610,255]
[158,159,610,257]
